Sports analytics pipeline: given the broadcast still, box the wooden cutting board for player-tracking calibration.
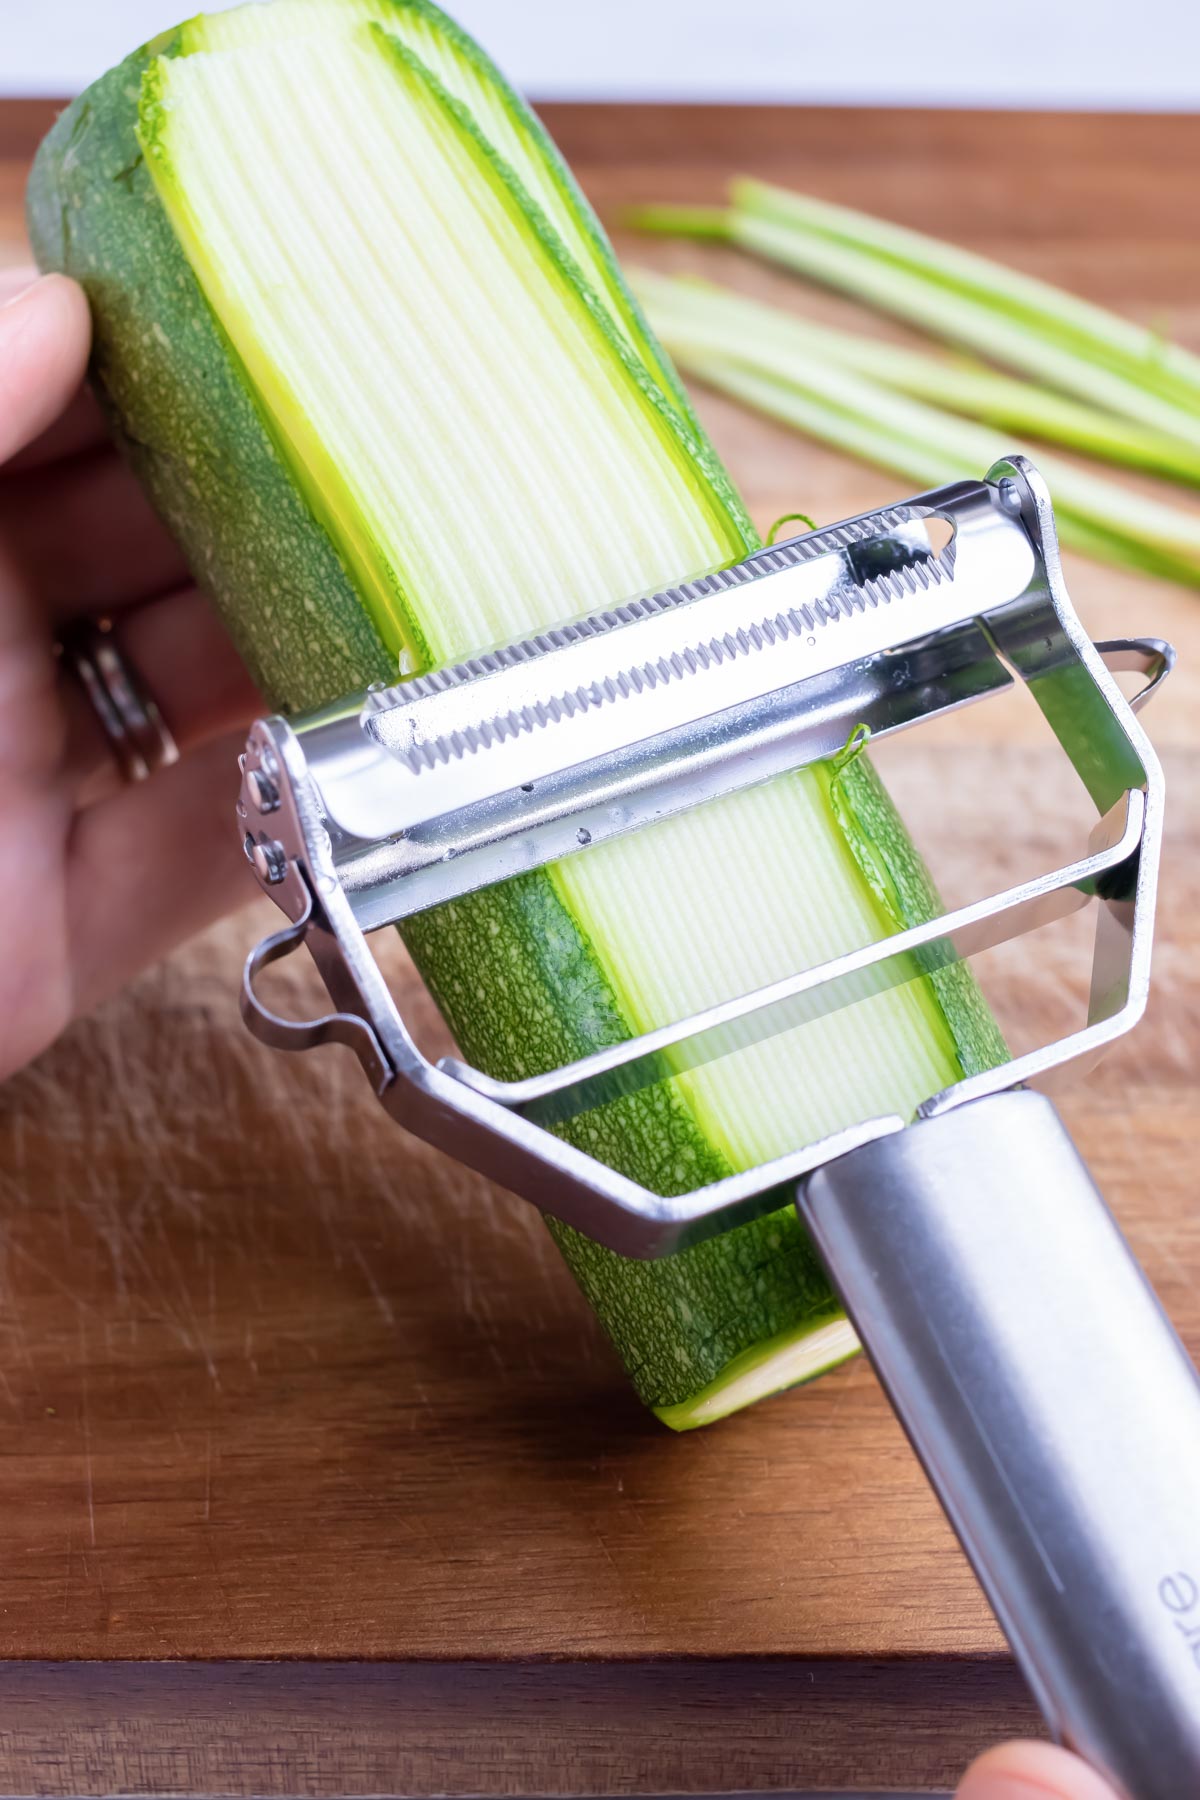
[1,99,1197,1795]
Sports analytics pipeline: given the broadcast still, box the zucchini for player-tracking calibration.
[28,0,1006,1427]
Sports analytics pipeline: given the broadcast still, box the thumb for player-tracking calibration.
[0,273,91,464]
[958,1741,1122,1800]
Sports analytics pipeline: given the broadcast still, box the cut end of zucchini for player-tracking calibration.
[654,1316,860,1431]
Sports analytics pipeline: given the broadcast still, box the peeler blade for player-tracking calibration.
[236,459,1167,1253]
[287,477,1040,925]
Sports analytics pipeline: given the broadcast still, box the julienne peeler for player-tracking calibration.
[234,454,1200,1798]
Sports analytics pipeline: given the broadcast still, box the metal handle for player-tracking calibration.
[797,1090,1200,1799]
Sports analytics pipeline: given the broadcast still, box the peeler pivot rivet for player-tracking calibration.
[251,839,288,885]
[248,768,280,814]
[997,477,1023,515]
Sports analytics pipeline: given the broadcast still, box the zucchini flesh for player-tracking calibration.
[138,26,737,664]
[178,0,697,420]
[28,0,1006,1426]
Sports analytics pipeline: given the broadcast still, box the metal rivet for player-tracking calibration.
[998,477,1023,515]
[251,840,287,885]
[248,768,280,813]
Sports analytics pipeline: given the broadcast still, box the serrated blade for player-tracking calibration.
[366,513,943,779]
[287,477,1035,926]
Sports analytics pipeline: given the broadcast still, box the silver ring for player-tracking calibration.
[59,618,179,784]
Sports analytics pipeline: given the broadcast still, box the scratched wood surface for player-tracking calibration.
[1,99,1198,1794]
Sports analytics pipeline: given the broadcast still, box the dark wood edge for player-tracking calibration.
[0,1658,1036,1796]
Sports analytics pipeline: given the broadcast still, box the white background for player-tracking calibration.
[4,0,1200,105]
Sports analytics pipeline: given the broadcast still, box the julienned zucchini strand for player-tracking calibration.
[28,0,1006,1427]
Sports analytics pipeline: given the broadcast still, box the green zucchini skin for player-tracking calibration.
[28,48,392,714]
[28,15,1005,1419]
[823,752,1008,1082]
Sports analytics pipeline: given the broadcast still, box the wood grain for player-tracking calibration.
[2,98,1199,1792]
[0,1659,1041,1797]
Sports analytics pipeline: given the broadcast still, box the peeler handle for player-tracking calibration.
[797,1089,1200,1800]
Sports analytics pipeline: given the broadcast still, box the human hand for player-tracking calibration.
[0,268,261,1081]
[957,1740,1123,1798]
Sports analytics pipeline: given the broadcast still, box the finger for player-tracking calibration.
[0,270,111,472]
[65,729,257,1020]
[61,585,262,804]
[0,275,91,465]
[957,1741,1121,1800]
[0,445,188,619]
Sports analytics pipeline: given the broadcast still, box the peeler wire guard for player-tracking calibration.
[236,458,1168,1258]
